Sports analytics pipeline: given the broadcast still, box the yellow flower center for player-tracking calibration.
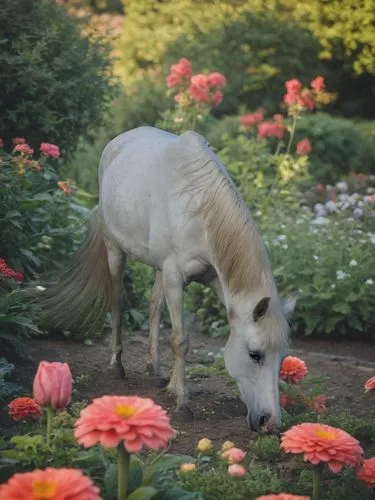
[32,479,57,499]
[114,404,137,418]
[315,428,337,440]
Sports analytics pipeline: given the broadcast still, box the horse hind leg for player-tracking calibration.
[106,240,126,379]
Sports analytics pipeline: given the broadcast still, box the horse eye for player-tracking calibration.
[249,351,263,363]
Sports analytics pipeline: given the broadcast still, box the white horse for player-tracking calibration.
[43,126,296,432]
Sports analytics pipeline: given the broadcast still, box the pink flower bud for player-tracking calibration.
[228,464,246,477]
[33,361,72,409]
[222,447,246,464]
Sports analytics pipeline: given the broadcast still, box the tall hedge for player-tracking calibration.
[0,0,116,157]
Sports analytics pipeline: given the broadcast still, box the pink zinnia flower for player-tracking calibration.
[240,110,264,128]
[296,138,312,156]
[285,79,302,95]
[256,495,310,500]
[222,447,246,464]
[281,423,363,473]
[0,467,101,499]
[74,395,176,453]
[207,72,227,88]
[8,397,42,421]
[311,76,325,92]
[40,142,60,159]
[258,122,285,139]
[33,361,73,409]
[12,137,26,145]
[364,376,375,392]
[212,90,223,106]
[280,356,308,384]
[14,143,34,155]
[170,58,192,78]
[357,457,375,488]
[228,464,246,477]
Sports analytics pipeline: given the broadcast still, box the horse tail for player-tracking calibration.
[40,205,112,336]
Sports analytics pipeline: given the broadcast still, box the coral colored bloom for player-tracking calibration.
[14,143,34,155]
[258,122,285,139]
[300,90,315,111]
[285,79,302,95]
[311,76,325,92]
[74,395,176,453]
[57,181,73,194]
[281,423,363,473]
[310,394,327,413]
[0,258,23,281]
[40,143,60,159]
[212,89,223,106]
[364,376,375,392]
[280,356,308,384]
[170,58,192,78]
[296,138,312,156]
[180,463,196,473]
[228,464,246,477]
[8,397,41,421]
[357,457,375,487]
[273,114,284,123]
[167,73,181,87]
[12,137,26,145]
[197,438,213,452]
[256,495,310,500]
[222,447,246,464]
[33,361,72,409]
[0,467,101,500]
[207,72,227,88]
[222,440,235,452]
[240,110,264,128]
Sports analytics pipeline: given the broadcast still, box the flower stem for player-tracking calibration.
[117,443,130,500]
[312,464,323,500]
[46,406,54,447]
[286,115,297,155]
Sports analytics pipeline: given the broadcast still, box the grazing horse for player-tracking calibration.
[43,126,296,432]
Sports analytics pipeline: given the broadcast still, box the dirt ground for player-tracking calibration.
[13,328,375,455]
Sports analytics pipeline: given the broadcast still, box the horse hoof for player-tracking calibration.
[108,362,126,379]
[173,405,194,422]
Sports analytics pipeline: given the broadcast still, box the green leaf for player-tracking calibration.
[126,487,157,500]
[144,454,195,484]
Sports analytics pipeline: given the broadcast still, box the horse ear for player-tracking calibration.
[283,295,297,317]
[253,297,271,322]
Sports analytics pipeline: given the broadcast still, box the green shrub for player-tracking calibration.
[0,0,116,158]
[295,113,375,183]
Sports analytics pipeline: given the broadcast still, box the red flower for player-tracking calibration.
[40,143,60,159]
[167,73,181,87]
[212,90,223,106]
[296,138,312,156]
[311,76,325,92]
[285,79,302,95]
[170,58,192,78]
[207,72,227,88]
[0,258,23,281]
[357,457,375,488]
[57,181,73,194]
[14,143,34,155]
[12,137,26,145]
[309,394,327,413]
[258,122,285,139]
[74,395,176,453]
[280,356,308,384]
[189,74,210,103]
[0,467,101,499]
[8,397,42,421]
[281,423,363,473]
[300,90,315,111]
[364,376,375,392]
[240,109,264,128]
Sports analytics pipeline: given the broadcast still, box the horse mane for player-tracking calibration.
[171,130,289,347]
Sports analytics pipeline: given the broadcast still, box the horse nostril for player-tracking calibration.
[259,414,271,429]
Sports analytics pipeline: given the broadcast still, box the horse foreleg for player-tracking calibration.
[147,270,166,383]
[162,261,192,417]
[107,244,126,378]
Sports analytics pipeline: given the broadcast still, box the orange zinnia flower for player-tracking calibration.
[281,423,363,473]
[280,356,308,384]
[74,395,176,453]
[256,495,310,500]
[357,457,375,488]
[0,467,101,499]
[364,376,375,392]
[8,397,41,421]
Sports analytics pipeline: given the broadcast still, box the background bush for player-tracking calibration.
[0,0,116,158]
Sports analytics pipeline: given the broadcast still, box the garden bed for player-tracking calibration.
[11,328,375,455]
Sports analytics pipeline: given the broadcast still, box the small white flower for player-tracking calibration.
[336,270,347,280]
[369,233,375,244]
[282,244,288,250]
[349,259,358,267]
[365,279,374,285]
[338,193,349,202]
[314,203,326,215]
[312,216,329,225]
[331,284,336,289]
[325,200,338,213]
[278,234,287,241]
[336,181,348,192]
[36,285,46,291]
[255,210,262,216]
[313,255,319,261]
